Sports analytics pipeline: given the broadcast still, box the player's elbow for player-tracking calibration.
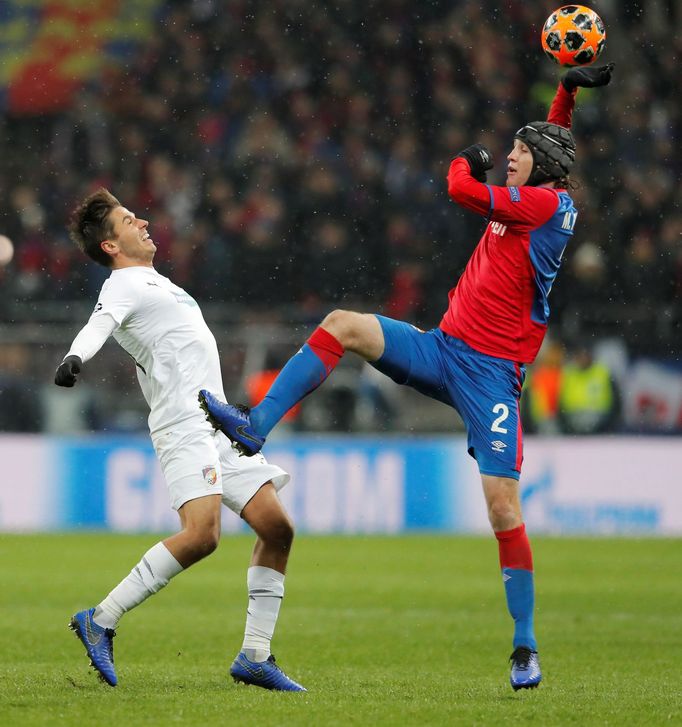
[448,182,483,210]
[446,163,477,205]
[447,179,462,202]
[448,182,470,207]
[446,164,465,202]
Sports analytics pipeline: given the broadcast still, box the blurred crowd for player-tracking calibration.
[0,0,680,351]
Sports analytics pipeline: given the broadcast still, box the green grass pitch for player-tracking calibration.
[1,534,680,726]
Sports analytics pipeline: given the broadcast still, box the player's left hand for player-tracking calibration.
[457,144,494,183]
[562,62,615,92]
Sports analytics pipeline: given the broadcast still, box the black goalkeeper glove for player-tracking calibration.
[55,355,82,387]
[456,144,494,183]
[562,62,615,92]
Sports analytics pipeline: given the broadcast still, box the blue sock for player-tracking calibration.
[502,567,536,650]
[251,343,331,437]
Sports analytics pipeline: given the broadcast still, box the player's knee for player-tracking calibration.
[186,523,221,559]
[486,492,521,531]
[198,531,220,558]
[321,309,373,352]
[483,475,522,531]
[262,516,295,552]
[320,309,353,343]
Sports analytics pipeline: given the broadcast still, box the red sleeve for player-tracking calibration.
[547,82,578,128]
[447,157,492,216]
[447,157,559,228]
[488,185,560,228]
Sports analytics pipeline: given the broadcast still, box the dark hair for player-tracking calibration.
[68,188,121,267]
[555,176,580,191]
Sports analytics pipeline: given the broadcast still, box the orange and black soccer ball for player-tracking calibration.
[541,5,606,66]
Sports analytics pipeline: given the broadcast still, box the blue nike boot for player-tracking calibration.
[230,652,307,692]
[69,608,118,686]
[198,390,265,456]
[510,646,542,690]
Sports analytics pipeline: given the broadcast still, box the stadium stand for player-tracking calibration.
[0,0,679,433]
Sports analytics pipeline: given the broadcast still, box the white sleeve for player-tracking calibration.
[64,274,138,363]
[65,313,118,363]
[93,273,138,326]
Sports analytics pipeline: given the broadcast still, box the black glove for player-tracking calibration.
[457,144,494,183]
[562,63,615,92]
[55,355,82,387]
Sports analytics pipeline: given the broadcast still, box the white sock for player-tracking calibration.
[242,566,285,663]
[92,542,183,629]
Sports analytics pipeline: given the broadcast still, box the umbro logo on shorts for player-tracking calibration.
[491,440,507,453]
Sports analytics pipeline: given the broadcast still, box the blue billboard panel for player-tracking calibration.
[1,435,680,535]
[267,437,470,532]
[46,435,473,533]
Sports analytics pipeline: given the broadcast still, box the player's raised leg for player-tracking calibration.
[199,310,384,455]
[229,482,306,691]
[70,494,221,685]
[482,475,541,690]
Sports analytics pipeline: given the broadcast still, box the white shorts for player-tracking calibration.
[153,427,289,513]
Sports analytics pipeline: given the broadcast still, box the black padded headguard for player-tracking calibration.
[514,122,576,186]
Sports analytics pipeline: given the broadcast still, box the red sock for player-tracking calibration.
[495,523,533,571]
[307,327,345,374]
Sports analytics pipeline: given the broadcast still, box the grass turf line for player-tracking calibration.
[0,534,680,726]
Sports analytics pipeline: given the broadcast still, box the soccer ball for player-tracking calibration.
[541,5,606,67]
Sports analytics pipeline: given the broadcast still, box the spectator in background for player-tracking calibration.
[558,342,620,435]
[567,242,609,307]
[0,344,43,432]
[522,338,565,435]
[622,228,675,306]
[660,214,682,299]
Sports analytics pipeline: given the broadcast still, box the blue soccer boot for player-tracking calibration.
[198,390,265,456]
[230,652,307,692]
[510,646,542,690]
[69,608,118,686]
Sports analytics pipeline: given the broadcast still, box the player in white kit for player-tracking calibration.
[55,188,305,691]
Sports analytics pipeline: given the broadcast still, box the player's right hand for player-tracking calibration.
[55,355,82,387]
[456,144,494,183]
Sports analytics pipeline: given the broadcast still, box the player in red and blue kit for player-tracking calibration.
[200,63,614,691]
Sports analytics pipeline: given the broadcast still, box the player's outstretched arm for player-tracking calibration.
[547,63,615,128]
[54,313,118,387]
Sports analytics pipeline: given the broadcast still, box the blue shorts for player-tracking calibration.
[372,316,525,479]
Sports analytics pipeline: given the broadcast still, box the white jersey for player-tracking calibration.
[66,266,225,439]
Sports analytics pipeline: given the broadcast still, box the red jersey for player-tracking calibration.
[439,83,579,364]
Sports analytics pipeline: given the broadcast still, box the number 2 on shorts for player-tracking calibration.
[491,403,509,433]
